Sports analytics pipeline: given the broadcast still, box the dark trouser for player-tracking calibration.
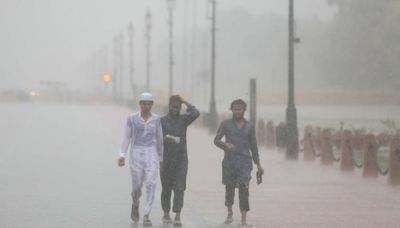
[160,159,188,214]
[161,182,185,213]
[225,184,250,212]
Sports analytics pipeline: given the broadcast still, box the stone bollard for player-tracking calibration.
[275,122,286,149]
[265,120,276,149]
[302,125,315,161]
[388,137,400,185]
[257,119,266,146]
[314,126,322,151]
[340,129,354,172]
[362,134,378,178]
[320,128,333,165]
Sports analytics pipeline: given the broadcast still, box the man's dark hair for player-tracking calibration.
[169,95,182,106]
[230,99,247,110]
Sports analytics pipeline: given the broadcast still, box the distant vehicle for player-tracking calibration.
[0,90,31,101]
[15,90,30,101]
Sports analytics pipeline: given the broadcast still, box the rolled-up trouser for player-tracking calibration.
[160,162,188,213]
[130,146,159,216]
[225,184,250,212]
[161,182,185,213]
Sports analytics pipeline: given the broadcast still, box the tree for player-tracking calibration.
[319,0,400,91]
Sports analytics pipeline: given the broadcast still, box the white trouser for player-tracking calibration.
[130,146,159,216]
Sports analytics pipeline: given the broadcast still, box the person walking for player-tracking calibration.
[160,95,200,226]
[117,92,164,226]
[214,99,264,227]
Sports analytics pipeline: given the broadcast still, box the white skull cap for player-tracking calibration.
[139,92,154,102]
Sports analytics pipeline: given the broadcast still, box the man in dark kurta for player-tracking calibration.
[214,99,264,227]
[160,95,200,226]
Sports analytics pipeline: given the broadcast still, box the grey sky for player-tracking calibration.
[0,0,335,91]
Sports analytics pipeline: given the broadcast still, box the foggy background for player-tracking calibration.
[0,0,399,117]
[1,0,334,105]
[2,1,400,228]
[2,0,398,111]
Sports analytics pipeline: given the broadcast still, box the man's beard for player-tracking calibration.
[233,113,244,120]
[170,112,180,118]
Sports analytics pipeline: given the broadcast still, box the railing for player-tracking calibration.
[300,125,399,185]
[255,120,400,185]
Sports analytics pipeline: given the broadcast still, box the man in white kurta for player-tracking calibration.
[118,92,163,226]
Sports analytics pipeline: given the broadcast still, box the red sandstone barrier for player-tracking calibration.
[298,124,400,185]
[362,134,378,178]
[320,128,333,165]
[340,129,354,172]
[302,125,315,161]
[388,137,400,185]
[314,126,322,151]
[257,119,266,146]
[265,120,276,149]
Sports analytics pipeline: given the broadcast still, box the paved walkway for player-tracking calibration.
[185,127,400,228]
[0,103,399,228]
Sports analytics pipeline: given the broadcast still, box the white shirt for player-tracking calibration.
[119,112,164,162]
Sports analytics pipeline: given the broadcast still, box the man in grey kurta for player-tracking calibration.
[160,95,200,226]
[214,99,264,227]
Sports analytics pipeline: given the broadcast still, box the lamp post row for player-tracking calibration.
[91,1,300,159]
[101,1,175,99]
[100,10,151,102]
[92,1,193,106]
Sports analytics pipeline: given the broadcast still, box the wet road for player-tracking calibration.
[1,103,399,228]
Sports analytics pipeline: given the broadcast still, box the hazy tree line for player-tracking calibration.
[191,1,400,103]
[323,0,400,91]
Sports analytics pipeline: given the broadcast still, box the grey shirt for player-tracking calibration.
[161,104,200,163]
[214,119,260,165]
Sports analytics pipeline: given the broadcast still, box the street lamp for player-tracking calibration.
[103,73,111,83]
[112,35,118,101]
[145,9,152,92]
[119,32,124,102]
[128,23,135,98]
[167,0,175,97]
[286,0,300,160]
[208,0,218,132]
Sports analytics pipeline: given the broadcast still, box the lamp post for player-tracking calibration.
[103,44,110,96]
[128,23,135,98]
[286,0,300,160]
[145,10,152,92]
[207,0,218,132]
[112,35,118,102]
[167,0,175,97]
[119,32,124,102]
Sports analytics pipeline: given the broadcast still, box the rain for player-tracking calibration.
[1,0,400,227]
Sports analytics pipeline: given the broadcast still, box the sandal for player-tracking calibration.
[130,205,139,222]
[224,217,234,224]
[143,217,152,226]
[173,219,182,227]
[162,215,172,224]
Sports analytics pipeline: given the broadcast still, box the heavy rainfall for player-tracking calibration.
[1,0,400,227]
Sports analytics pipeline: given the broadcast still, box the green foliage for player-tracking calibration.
[350,125,366,135]
[377,146,390,170]
[380,118,400,136]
